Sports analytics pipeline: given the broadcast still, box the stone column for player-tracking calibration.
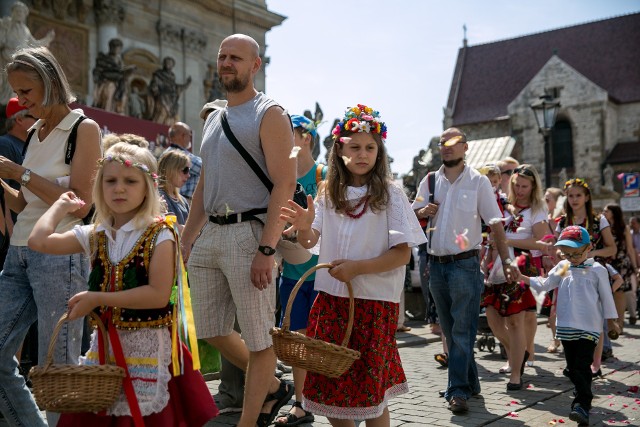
[94,0,125,52]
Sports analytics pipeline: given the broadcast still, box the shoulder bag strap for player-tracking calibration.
[427,171,436,250]
[220,112,273,193]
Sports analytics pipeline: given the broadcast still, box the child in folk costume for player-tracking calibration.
[281,104,426,427]
[518,226,619,426]
[28,137,217,427]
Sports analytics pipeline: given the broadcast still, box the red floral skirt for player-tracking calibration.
[302,292,408,419]
[58,344,218,427]
[482,252,539,316]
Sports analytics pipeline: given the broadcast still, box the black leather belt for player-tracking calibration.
[209,208,267,225]
[430,249,479,264]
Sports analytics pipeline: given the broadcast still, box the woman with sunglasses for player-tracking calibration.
[482,164,552,391]
[158,149,191,226]
[557,178,616,374]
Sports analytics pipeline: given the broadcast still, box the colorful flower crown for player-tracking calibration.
[99,155,159,187]
[332,104,388,141]
[564,178,589,191]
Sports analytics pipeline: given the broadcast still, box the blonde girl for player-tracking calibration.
[281,104,426,427]
[158,149,191,225]
[28,137,217,427]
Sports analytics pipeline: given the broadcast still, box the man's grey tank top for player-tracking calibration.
[200,92,280,215]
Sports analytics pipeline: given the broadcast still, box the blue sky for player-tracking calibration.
[265,0,640,175]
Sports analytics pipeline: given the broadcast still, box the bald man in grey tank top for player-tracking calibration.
[181,34,297,427]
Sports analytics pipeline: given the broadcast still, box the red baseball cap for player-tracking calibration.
[5,98,28,118]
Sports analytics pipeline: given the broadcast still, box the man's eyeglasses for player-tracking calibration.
[181,167,190,174]
[437,135,466,147]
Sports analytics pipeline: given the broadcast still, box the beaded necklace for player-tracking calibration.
[345,195,369,219]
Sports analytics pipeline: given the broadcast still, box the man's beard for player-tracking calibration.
[443,157,464,167]
[219,72,250,93]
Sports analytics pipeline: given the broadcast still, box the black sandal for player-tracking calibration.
[274,401,314,426]
[256,379,295,427]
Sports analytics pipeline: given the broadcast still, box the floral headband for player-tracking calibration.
[99,155,159,187]
[332,104,388,142]
[564,178,589,191]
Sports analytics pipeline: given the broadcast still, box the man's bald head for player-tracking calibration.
[220,34,260,58]
[440,127,467,145]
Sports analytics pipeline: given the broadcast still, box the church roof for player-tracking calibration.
[446,13,640,126]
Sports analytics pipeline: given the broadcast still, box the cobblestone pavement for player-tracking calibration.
[205,316,640,426]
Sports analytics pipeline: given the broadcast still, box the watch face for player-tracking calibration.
[259,245,276,255]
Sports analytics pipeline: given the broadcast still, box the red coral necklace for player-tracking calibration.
[345,195,369,219]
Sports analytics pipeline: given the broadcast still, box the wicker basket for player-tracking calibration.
[270,263,361,378]
[29,311,126,413]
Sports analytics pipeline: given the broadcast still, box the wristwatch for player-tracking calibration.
[257,245,276,256]
[20,169,31,187]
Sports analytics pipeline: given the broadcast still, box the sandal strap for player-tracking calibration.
[293,401,303,408]
[265,379,287,402]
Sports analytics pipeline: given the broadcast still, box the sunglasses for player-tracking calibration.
[501,169,514,176]
[513,166,535,178]
[181,166,190,174]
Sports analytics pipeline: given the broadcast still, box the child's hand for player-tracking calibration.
[67,291,99,321]
[328,259,360,283]
[607,319,621,340]
[280,194,314,235]
[58,191,86,214]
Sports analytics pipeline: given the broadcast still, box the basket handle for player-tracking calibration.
[281,263,355,348]
[43,311,111,369]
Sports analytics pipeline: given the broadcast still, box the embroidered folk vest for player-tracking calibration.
[88,220,174,330]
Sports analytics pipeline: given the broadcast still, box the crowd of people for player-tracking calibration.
[412,141,639,425]
[0,33,639,427]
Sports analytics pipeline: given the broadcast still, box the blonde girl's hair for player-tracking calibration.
[92,137,162,230]
[507,163,545,214]
[323,130,390,213]
[158,149,190,198]
[6,46,76,107]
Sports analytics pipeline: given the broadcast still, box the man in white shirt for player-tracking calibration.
[412,128,515,414]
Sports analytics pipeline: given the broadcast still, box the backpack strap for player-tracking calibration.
[21,115,87,164]
[65,115,87,165]
[22,129,36,158]
[427,171,436,250]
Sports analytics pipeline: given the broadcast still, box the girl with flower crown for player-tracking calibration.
[280,104,426,426]
[28,136,217,427]
[556,177,616,376]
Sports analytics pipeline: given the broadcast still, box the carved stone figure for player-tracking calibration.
[603,164,614,192]
[147,57,191,125]
[0,1,55,103]
[92,38,135,114]
[323,118,340,162]
[204,63,226,102]
[304,102,323,160]
[127,86,144,119]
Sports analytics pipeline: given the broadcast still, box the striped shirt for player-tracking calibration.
[556,326,599,343]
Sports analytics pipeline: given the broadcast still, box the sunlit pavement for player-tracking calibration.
[205,316,640,426]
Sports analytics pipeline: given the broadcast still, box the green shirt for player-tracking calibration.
[282,162,327,280]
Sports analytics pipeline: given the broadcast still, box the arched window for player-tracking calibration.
[551,119,573,170]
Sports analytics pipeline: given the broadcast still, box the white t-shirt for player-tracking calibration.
[505,207,548,257]
[312,183,426,303]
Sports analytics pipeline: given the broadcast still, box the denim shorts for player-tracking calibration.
[279,276,318,331]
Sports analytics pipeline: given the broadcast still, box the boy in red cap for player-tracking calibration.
[518,225,619,425]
